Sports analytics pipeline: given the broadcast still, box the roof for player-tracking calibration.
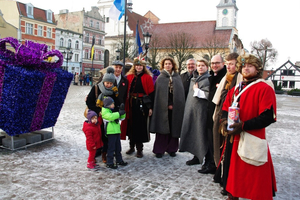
[149,21,232,48]
[265,60,300,79]
[127,10,148,39]
[17,2,56,24]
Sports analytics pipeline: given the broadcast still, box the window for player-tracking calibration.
[68,39,72,48]
[47,27,51,38]
[99,52,102,61]
[90,20,93,27]
[85,33,89,43]
[59,38,64,47]
[46,10,52,22]
[281,70,295,76]
[96,22,100,29]
[26,4,33,18]
[98,38,101,45]
[106,17,109,23]
[289,81,295,88]
[85,49,89,59]
[37,25,43,36]
[75,41,79,49]
[222,17,228,26]
[26,23,33,35]
[282,81,288,88]
[74,54,79,62]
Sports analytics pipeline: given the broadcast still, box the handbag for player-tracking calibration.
[237,131,268,166]
[232,79,269,166]
[84,85,98,118]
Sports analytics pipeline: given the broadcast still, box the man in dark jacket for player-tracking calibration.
[198,54,227,174]
[180,58,196,99]
[112,60,128,105]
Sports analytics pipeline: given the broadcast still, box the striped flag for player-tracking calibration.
[91,36,95,61]
[109,0,125,21]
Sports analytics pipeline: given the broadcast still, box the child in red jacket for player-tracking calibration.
[82,110,103,171]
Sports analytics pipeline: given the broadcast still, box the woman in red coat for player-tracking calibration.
[124,57,154,158]
[82,110,103,171]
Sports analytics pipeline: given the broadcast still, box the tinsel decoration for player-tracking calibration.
[0,37,73,136]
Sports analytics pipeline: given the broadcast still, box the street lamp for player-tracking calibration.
[62,47,73,71]
[116,49,121,60]
[143,32,152,61]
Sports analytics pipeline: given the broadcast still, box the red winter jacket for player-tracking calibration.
[82,117,103,151]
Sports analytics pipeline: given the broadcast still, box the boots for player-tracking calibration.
[102,152,107,163]
[126,143,135,155]
[136,150,143,158]
[226,193,239,200]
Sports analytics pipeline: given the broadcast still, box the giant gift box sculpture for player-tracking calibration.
[0,37,73,136]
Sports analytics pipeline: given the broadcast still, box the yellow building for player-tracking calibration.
[0,10,17,39]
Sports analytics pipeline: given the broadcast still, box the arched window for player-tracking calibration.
[75,41,79,49]
[59,38,64,47]
[68,39,72,48]
[85,33,89,43]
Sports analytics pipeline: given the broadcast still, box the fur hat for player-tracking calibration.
[236,53,263,77]
[102,67,115,83]
[133,57,146,67]
[87,110,97,123]
[103,96,114,108]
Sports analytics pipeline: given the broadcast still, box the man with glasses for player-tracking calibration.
[181,58,196,99]
[198,54,227,174]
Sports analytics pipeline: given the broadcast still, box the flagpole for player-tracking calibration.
[123,0,127,66]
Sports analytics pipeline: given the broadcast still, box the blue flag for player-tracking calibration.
[136,23,143,55]
[109,0,125,21]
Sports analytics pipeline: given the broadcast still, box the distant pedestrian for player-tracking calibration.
[101,97,127,169]
[74,73,79,85]
[150,57,185,158]
[79,72,84,86]
[86,74,90,86]
[82,110,103,171]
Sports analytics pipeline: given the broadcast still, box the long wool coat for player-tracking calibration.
[150,70,185,138]
[222,81,277,200]
[179,71,210,162]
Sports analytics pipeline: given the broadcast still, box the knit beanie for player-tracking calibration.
[103,96,114,108]
[102,67,116,83]
[87,110,97,123]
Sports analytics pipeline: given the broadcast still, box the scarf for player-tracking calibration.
[225,73,236,90]
[96,81,118,107]
[164,69,174,93]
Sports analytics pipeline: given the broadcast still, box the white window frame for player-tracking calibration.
[75,41,79,49]
[68,39,72,48]
[26,23,33,35]
[38,25,43,36]
[26,4,33,18]
[46,10,52,22]
[59,38,64,47]
[47,27,51,38]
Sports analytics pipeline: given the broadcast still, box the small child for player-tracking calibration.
[102,96,127,169]
[82,110,103,171]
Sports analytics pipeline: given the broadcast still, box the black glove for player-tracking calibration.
[114,119,119,123]
[119,103,125,110]
[228,121,244,135]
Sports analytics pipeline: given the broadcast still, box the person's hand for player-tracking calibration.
[219,118,228,136]
[119,104,126,116]
[168,105,173,110]
[228,121,244,135]
[149,109,153,116]
[193,82,198,90]
[119,103,125,110]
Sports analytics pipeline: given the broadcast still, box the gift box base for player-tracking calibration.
[0,132,6,145]
[2,137,26,149]
[32,130,53,140]
[19,133,41,144]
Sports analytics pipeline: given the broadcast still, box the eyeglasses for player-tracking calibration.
[211,62,221,65]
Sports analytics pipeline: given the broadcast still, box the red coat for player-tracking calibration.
[120,73,155,140]
[222,81,277,200]
[82,117,103,151]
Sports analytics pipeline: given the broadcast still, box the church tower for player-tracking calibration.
[216,0,238,29]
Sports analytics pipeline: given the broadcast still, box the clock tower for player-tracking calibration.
[216,0,238,29]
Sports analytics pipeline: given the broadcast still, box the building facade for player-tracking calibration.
[0,1,56,49]
[0,10,18,39]
[56,7,106,76]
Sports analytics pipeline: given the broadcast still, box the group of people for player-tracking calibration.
[74,72,92,86]
[82,52,277,200]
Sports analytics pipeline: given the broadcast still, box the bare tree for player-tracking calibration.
[199,35,228,62]
[147,34,163,69]
[113,35,136,61]
[166,32,196,72]
[250,38,277,68]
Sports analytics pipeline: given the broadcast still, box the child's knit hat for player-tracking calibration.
[102,67,115,83]
[103,96,114,108]
[87,110,97,123]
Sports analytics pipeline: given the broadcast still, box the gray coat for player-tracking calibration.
[179,71,210,162]
[150,70,185,138]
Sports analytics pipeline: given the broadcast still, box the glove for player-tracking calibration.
[119,108,126,116]
[114,119,119,123]
[219,118,228,136]
[228,121,244,135]
[119,103,125,110]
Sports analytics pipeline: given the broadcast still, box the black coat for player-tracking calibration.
[207,66,227,129]
[117,75,128,105]
[180,72,193,99]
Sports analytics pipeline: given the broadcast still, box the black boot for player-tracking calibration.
[186,156,200,165]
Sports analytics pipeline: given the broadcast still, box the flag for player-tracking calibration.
[136,23,143,55]
[91,36,95,61]
[109,0,125,21]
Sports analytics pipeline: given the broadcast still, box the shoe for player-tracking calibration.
[169,152,176,157]
[136,151,143,158]
[198,166,216,174]
[155,153,163,158]
[221,189,227,196]
[106,164,118,169]
[186,157,200,165]
[126,148,135,155]
[87,167,99,171]
[117,161,128,166]
[102,152,107,163]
